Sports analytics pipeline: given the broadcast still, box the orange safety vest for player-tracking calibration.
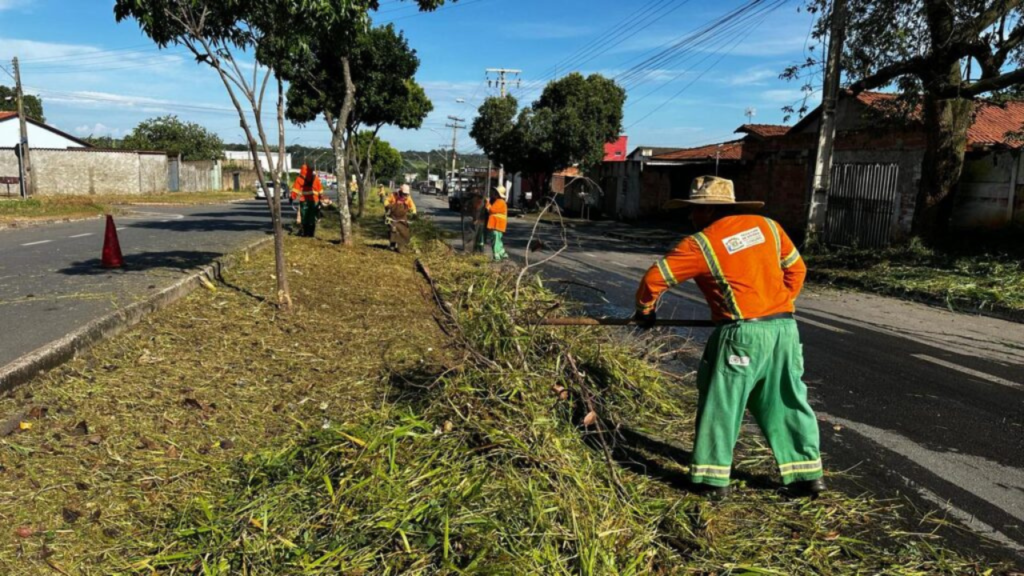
[291,168,324,202]
[486,198,508,233]
[636,215,806,322]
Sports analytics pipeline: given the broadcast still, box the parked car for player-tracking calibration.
[255,182,277,200]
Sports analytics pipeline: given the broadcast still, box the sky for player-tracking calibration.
[0,0,823,156]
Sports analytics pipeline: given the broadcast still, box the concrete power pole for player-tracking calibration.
[12,57,33,197]
[446,115,466,184]
[806,0,847,245]
[486,68,522,189]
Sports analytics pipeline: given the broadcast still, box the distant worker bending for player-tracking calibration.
[634,175,823,500]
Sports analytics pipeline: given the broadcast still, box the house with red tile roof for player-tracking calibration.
[597,91,1024,243]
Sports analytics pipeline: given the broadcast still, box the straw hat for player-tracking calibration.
[399,184,411,195]
[664,176,763,210]
[495,185,507,199]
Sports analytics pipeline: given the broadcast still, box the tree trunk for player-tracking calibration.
[273,76,293,310]
[333,56,357,246]
[359,132,378,219]
[913,94,974,242]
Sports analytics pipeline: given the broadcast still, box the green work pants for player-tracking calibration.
[491,230,508,261]
[300,200,318,237]
[690,318,822,487]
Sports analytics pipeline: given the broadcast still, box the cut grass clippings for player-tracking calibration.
[0,204,1008,574]
[806,236,1024,320]
[0,192,253,225]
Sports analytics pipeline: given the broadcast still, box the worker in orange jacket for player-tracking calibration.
[385,184,417,252]
[634,175,823,500]
[486,186,509,261]
[290,164,324,237]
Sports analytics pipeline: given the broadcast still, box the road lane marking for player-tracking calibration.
[21,240,52,246]
[116,227,126,231]
[911,354,1022,390]
[797,316,851,334]
[900,475,1024,555]
[822,413,1024,553]
[69,233,93,239]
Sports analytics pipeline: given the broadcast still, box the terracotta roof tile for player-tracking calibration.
[652,140,744,161]
[0,111,17,120]
[736,124,790,137]
[854,91,1024,148]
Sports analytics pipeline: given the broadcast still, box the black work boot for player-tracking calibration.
[692,482,731,500]
[785,478,826,498]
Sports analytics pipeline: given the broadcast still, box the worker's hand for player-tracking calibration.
[633,310,657,330]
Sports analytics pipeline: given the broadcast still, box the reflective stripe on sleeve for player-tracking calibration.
[782,249,801,269]
[692,232,744,320]
[656,258,678,287]
[765,218,781,262]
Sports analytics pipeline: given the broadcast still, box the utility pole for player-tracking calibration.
[446,115,466,184]
[486,68,522,189]
[806,0,847,245]
[12,57,33,197]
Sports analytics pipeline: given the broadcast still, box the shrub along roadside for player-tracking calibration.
[805,237,1024,320]
[130,221,999,573]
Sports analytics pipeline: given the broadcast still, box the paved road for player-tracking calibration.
[417,193,1024,565]
[0,201,272,372]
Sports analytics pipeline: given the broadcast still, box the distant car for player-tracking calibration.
[255,182,277,200]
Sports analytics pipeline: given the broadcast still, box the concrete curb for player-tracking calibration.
[0,214,104,231]
[0,235,274,394]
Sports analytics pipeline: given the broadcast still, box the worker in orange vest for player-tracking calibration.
[385,184,417,252]
[290,164,324,237]
[634,175,822,500]
[486,185,509,261]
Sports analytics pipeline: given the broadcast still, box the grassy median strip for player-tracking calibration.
[0,207,1002,574]
[807,238,1024,319]
[0,192,253,225]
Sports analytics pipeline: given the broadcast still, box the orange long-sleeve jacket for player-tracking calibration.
[290,166,324,202]
[636,215,806,322]
[486,198,508,233]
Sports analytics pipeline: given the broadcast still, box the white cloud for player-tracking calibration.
[724,68,780,86]
[0,0,29,11]
[759,89,808,104]
[73,123,125,138]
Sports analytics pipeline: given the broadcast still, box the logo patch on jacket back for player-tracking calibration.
[722,227,766,255]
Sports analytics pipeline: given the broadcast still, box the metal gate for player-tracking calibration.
[823,163,900,248]
[168,158,180,192]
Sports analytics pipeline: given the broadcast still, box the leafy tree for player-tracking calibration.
[792,0,1024,241]
[351,132,402,183]
[286,23,433,220]
[472,73,625,195]
[114,0,302,310]
[0,86,44,122]
[122,115,223,161]
[81,135,121,149]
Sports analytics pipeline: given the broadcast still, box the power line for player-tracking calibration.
[625,6,777,130]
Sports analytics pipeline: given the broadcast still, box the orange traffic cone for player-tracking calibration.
[101,215,124,269]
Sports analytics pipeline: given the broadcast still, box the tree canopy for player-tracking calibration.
[0,86,44,122]
[285,23,433,133]
[122,115,224,160]
[472,73,625,183]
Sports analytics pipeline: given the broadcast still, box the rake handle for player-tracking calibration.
[537,318,716,328]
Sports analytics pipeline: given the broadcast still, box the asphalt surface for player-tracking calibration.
[0,200,272,371]
[417,192,1024,566]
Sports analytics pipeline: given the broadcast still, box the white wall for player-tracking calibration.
[223,150,293,173]
[0,119,86,149]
